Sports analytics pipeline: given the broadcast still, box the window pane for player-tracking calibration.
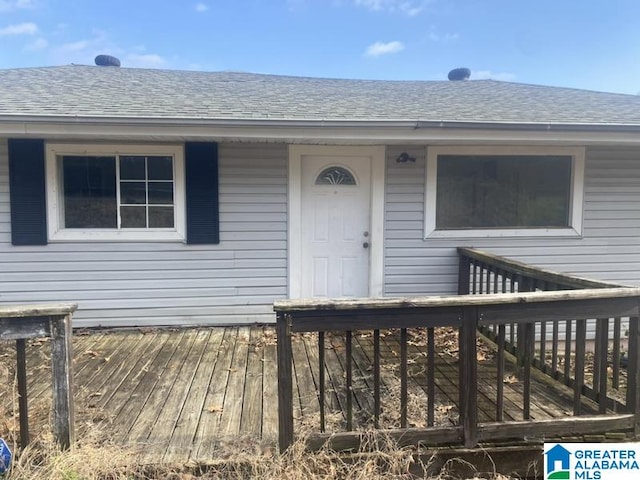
[121,206,146,228]
[120,156,146,180]
[148,182,174,205]
[149,206,174,228]
[120,182,146,204]
[436,155,572,229]
[148,156,173,180]
[62,156,117,228]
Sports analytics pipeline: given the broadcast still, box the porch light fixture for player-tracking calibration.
[396,152,416,163]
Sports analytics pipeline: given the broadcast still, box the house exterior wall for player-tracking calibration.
[1,139,639,328]
[384,145,640,294]
[0,140,288,327]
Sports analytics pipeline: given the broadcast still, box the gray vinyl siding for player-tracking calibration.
[384,145,640,295]
[384,145,640,339]
[0,140,287,327]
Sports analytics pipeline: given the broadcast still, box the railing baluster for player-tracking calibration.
[472,262,477,294]
[400,328,408,429]
[627,316,640,436]
[485,265,491,294]
[458,254,471,295]
[478,262,484,294]
[497,324,505,422]
[318,331,326,432]
[427,327,435,427]
[346,330,353,431]
[596,318,609,414]
[574,318,587,416]
[492,266,498,294]
[613,317,621,390]
[552,320,559,378]
[460,306,478,448]
[373,329,380,429]
[523,322,533,420]
[593,320,601,393]
[564,319,573,385]
[540,320,547,373]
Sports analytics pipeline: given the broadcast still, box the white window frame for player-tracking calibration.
[46,143,186,242]
[425,146,585,239]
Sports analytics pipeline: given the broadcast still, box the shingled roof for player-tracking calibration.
[2,64,640,126]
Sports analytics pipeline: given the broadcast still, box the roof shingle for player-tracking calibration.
[2,65,640,125]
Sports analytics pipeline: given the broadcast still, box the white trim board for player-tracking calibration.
[424,145,585,239]
[288,145,385,299]
[45,142,186,242]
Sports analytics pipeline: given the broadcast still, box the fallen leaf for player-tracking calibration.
[436,404,454,413]
[207,405,223,413]
[503,374,519,384]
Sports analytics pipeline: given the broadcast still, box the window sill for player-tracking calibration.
[425,227,582,239]
[48,229,186,243]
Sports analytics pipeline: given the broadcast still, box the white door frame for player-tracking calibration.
[288,145,385,299]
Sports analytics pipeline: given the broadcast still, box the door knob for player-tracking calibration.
[363,242,369,249]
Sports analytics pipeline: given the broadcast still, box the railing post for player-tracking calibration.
[49,314,75,449]
[458,253,471,295]
[626,315,640,436]
[459,306,478,448]
[277,312,294,452]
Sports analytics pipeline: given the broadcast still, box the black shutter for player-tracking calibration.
[8,139,47,245]
[185,142,219,244]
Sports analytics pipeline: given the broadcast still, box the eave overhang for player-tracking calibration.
[2,115,640,145]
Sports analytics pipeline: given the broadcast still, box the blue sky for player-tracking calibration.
[1,0,640,94]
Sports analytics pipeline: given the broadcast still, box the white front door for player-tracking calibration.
[301,155,371,298]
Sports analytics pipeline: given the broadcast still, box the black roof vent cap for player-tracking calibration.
[95,54,121,67]
[448,67,471,81]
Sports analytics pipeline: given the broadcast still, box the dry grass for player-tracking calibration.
[1,428,518,480]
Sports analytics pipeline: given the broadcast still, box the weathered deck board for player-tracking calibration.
[191,327,238,460]
[4,325,623,463]
[164,328,223,464]
[146,329,212,463]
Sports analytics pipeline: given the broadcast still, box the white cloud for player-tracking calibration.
[125,53,167,68]
[195,2,208,12]
[0,22,38,36]
[354,0,431,16]
[473,70,517,81]
[428,31,459,42]
[58,39,90,52]
[0,0,35,12]
[365,40,404,57]
[24,37,47,50]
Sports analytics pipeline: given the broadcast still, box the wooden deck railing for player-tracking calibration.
[458,247,636,415]
[274,250,640,451]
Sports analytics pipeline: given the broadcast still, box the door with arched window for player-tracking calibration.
[300,155,371,298]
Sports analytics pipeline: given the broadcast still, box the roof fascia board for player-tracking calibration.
[3,119,640,145]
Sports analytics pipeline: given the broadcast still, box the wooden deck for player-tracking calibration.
[8,325,606,464]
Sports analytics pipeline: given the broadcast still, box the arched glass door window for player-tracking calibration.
[314,166,357,185]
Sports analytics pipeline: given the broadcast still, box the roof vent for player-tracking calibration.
[448,67,471,81]
[95,54,121,67]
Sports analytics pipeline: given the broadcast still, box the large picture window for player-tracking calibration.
[46,144,185,241]
[425,147,585,238]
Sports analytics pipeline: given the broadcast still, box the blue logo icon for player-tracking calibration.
[546,444,571,479]
[0,438,11,474]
